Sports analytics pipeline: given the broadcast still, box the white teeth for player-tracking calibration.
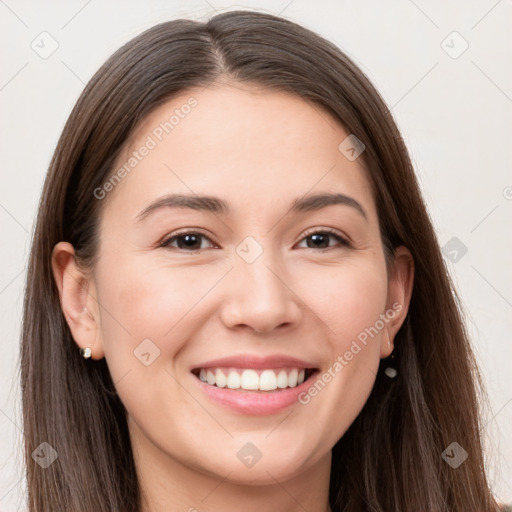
[259,370,278,391]
[288,368,298,387]
[226,371,241,389]
[215,369,227,388]
[240,369,259,390]
[276,370,288,388]
[206,370,216,386]
[197,367,310,391]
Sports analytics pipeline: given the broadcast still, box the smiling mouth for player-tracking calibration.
[191,367,319,392]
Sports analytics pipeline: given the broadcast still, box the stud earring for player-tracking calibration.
[384,333,397,379]
[80,347,92,359]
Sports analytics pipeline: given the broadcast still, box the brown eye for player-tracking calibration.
[297,230,350,249]
[160,232,216,251]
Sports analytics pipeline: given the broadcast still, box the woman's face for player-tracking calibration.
[54,83,413,487]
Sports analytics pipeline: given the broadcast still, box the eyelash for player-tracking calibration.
[159,228,351,252]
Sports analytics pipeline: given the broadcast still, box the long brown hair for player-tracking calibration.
[20,10,501,511]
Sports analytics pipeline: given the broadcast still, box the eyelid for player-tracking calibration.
[159,228,220,249]
[297,227,351,248]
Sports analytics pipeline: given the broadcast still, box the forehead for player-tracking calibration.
[101,83,377,225]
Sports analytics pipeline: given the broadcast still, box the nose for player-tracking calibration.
[219,250,303,334]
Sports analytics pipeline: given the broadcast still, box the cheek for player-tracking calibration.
[295,258,388,345]
[93,253,225,369]
[293,260,388,441]
[92,255,218,423]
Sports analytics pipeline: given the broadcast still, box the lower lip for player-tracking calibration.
[194,372,317,415]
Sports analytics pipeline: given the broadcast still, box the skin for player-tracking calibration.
[52,82,414,512]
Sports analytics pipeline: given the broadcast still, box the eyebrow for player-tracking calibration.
[135,192,368,222]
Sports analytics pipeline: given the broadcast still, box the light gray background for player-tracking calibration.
[1,1,511,509]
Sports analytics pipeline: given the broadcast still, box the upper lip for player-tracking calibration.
[191,354,318,371]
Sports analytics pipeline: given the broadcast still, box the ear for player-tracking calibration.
[51,241,105,359]
[380,245,414,358]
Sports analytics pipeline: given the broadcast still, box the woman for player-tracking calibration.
[20,9,504,511]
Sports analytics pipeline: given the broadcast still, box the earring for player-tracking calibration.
[384,334,397,379]
[80,347,92,359]
[79,307,92,359]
